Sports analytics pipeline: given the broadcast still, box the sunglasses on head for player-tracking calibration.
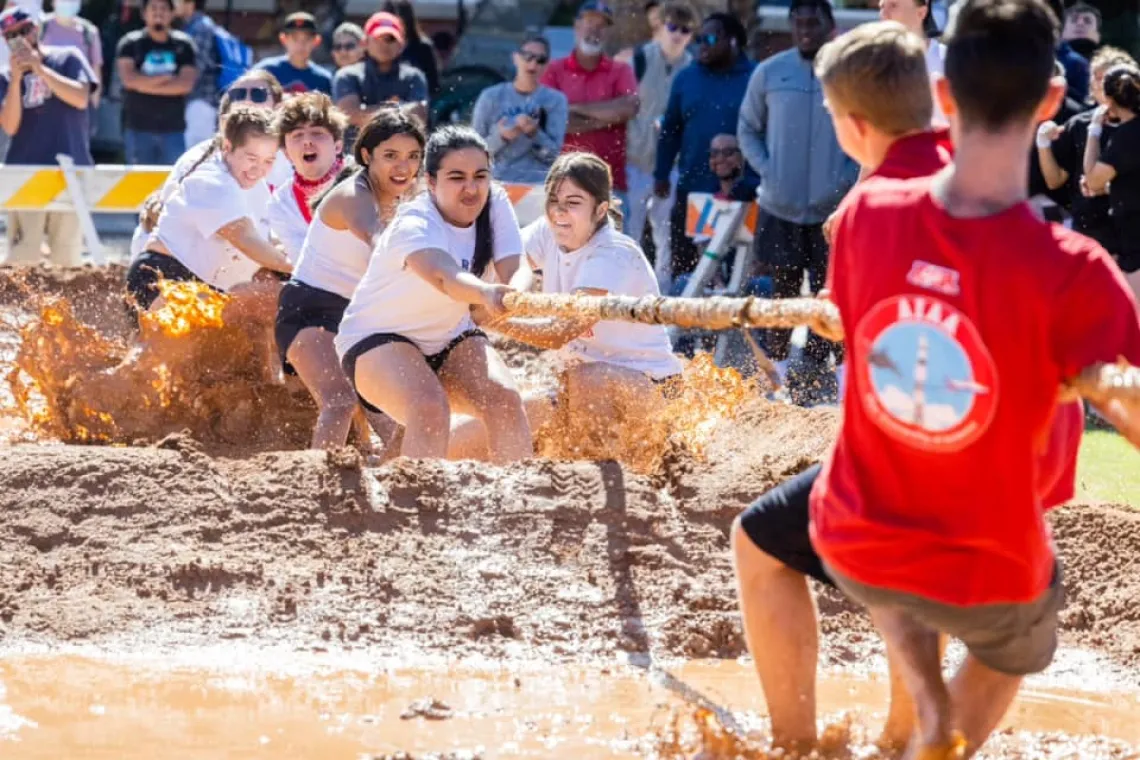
[709,147,740,158]
[332,41,359,51]
[229,86,270,104]
[665,22,692,35]
[517,50,549,65]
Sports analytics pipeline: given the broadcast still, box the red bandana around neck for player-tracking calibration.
[291,156,344,224]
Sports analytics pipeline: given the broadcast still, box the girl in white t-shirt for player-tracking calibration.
[334,126,532,463]
[126,106,292,319]
[277,107,424,451]
[130,70,287,262]
[266,92,348,264]
[450,152,683,460]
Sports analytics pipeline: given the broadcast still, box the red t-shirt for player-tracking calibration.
[540,53,637,191]
[854,128,1081,509]
[811,177,1140,606]
[872,128,953,180]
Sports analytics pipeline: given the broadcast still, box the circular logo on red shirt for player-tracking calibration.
[854,295,999,453]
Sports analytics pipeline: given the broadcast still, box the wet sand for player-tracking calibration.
[0,266,1138,758]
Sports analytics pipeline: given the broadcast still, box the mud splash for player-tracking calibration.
[535,353,758,473]
[3,274,316,448]
[1,656,1137,759]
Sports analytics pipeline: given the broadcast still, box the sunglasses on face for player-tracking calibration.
[517,50,549,65]
[665,22,692,35]
[332,41,359,52]
[698,33,721,46]
[3,25,32,41]
[709,147,740,158]
[229,86,270,104]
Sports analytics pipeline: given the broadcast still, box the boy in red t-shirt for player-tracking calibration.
[732,22,953,753]
[812,0,1140,756]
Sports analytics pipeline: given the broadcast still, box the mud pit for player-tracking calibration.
[1,266,1139,758]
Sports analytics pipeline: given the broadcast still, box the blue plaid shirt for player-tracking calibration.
[182,12,218,105]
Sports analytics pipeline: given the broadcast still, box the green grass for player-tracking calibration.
[1076,430,1140,506]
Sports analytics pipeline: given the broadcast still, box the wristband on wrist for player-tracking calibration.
[1089,124,1103,138]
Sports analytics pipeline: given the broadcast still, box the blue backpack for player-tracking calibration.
[213,25,253,93]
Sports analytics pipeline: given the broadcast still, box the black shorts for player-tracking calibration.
[274,280,350,375]
[737,463,832,586]
[340,329,486,414]
[125,251,212,318]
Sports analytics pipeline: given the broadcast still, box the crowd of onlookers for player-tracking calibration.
[1,0,1138,399]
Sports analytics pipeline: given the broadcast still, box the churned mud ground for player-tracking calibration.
[1,266,1139,758]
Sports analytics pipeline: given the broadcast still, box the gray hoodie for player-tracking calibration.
[472,82,568,184]
[737,48,859,225]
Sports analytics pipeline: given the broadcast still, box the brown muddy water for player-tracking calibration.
[1,657,1139,759]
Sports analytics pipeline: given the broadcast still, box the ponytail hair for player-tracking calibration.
[424,125,496,277]
[1105,64,1140,114]
[543,151,623,233]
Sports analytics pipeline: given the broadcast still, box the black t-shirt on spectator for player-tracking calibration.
[1029,95,1088,201]
[116,29,197,133]
[1100,116,1140,254]
[332,56,428,108]
[1051,110,1118,240]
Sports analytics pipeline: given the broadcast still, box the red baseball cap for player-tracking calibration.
[365,12,405,43]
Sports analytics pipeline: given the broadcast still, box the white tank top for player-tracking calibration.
[292,215,374,299]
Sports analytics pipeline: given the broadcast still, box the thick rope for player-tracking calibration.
[500,292,1139,403]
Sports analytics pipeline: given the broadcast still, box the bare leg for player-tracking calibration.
[731,518,819,750]
[869,607,959,759]
[947,655,1022,757]
[438,335,532,463]
[447,392,555,461]
[287,327,359,450]
[353,342,451,459]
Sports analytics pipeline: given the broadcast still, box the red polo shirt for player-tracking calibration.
[541,52,638,191]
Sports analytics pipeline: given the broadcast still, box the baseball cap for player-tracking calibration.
[577,0,614,23]
[0,7,34,35]
[282,12,318,34]
[365,12,405,43]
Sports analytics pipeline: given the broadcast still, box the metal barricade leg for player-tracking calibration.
[56,153,105,266]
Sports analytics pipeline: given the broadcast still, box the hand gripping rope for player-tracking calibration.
[501,292,1140,403]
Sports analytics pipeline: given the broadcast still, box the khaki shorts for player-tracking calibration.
[825,561,1064,676]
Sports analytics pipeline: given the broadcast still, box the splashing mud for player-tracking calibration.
[535,354,757,473]
[4,276,316,448]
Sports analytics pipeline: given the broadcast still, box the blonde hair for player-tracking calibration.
[1090,45,1135,75]
[815,21,933,136]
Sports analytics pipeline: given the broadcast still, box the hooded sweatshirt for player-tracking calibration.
[471,82,569,184]
[655,53,755,195]
[737,47,859,225]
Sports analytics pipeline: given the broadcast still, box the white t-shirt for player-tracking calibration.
[267,182,309,264]
[926,41,947,127]
[293,213,373,299]
[130,139,215,261]
[523,218,683,380]
[154,153,273,291]
[335,184,524,357]
[266,151,294,193]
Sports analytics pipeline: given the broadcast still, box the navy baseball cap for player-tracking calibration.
[0,8,35,35]
[577,0,614,23]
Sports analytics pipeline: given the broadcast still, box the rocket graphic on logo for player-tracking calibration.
[855,295,998,452]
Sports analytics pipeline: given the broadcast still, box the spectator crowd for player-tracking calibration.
[1,0,1138,406]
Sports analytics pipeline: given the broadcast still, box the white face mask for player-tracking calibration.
[55,0,81,18]
[577,39,603,56]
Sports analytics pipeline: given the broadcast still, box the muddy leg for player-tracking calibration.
[868,607,956,759]
[881,634,945,749]
[947,655,1021,757]
[730,519,818,750]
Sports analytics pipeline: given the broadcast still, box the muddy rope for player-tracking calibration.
[501,292,1140,403]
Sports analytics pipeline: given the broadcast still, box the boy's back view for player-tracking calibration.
[812,0,1140,756]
